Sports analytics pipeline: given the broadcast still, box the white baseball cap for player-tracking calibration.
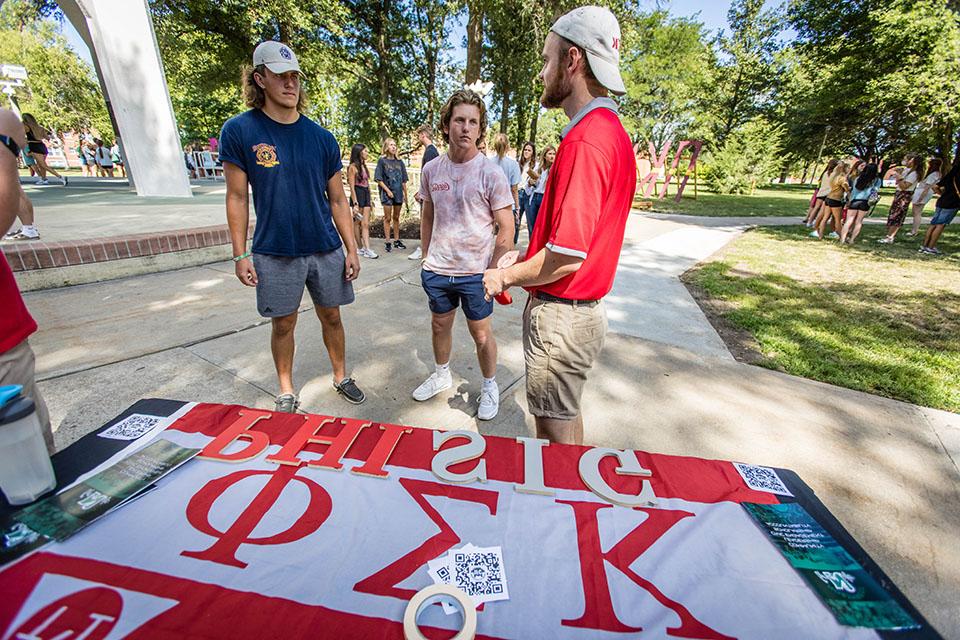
[550,6,626,95]
[252,41,302,75]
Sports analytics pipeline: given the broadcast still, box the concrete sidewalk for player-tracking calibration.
[7,179,228,242]
[21,213,960,636]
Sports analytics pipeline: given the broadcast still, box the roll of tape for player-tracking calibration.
[403,584,477,640]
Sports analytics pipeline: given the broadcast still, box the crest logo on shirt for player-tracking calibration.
[252,143,279,168]
[431,182,450,192]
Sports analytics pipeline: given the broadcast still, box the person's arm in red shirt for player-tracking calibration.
[484,141,605,297]
[489,247,582,295]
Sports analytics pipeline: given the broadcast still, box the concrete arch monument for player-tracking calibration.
[1,0,191,197]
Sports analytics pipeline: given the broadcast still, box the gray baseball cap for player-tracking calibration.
[550,6,626,95]
[252,41,302,75]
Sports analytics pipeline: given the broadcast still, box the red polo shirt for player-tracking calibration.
[523,106,636,300]
[0,252,36,353]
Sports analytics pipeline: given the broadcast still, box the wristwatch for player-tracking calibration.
[0,134,20,158]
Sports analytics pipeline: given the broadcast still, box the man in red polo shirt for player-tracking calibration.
[483,6,636,445]
[0,108,53,452]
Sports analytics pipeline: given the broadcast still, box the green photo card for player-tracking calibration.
[743,502,918,630]
[14,439,197,542]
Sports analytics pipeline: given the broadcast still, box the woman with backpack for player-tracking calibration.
[839,163,881,244]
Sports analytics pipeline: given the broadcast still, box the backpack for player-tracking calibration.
[867,178,880,205]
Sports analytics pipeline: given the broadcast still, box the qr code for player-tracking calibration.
[734,462,793,497]
[454,552,505,596]
[98,414,163,440]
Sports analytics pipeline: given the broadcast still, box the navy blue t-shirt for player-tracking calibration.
[219,109,343,256]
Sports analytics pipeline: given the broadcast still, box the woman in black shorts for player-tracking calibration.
[22,113,67,186]
[348,144,377,259]
[374,138,408,253]
[840,163,881,244]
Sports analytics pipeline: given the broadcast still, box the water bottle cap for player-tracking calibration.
[0,385,22,410]
[0,390,35,427]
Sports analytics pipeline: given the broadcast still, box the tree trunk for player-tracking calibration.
[529,106,539,144]
[499,90,510,134]
[426,48,438,125]
[465,0,483,83]
[375,9,389,140]
[778,169,787,183]
[277,20,291,43]
[514,101,528,149]
[719,69,744,145]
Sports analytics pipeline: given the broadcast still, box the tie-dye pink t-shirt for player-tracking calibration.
[418,152,514,276]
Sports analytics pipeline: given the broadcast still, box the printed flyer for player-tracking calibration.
[0,439,197,566]
[743,501,918,630]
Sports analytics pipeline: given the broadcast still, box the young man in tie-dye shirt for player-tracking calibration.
[412,90,514,421]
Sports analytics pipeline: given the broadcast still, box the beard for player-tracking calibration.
[540,65,572,109]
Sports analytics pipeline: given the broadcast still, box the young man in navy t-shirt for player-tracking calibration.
[220,41,365,411]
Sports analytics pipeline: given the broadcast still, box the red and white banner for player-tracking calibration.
[1,403,887,639]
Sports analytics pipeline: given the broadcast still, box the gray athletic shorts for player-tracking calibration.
[253,249,355,317]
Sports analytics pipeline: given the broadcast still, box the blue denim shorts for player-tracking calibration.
[930,207,958,225]
[421,269,493,320]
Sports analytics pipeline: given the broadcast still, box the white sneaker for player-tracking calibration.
[364,247,379,259]
[18,226,40,239]
[827,231,839,239]
[3,228,21,239]
[477,384,499,421]
[412,370,452,401]
[408,246,422,260]
[38,179,49,185]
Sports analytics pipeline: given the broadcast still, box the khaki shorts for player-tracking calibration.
[0,338,53,453]
[523,296,607,420]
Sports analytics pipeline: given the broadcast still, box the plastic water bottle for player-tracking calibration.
[0,385,56,505]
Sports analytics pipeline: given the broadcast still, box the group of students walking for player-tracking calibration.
[803,152,959,254]
[220,4,635,445]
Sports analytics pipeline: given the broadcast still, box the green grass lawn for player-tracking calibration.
[646,182,900,218]
[682,223,960,412]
